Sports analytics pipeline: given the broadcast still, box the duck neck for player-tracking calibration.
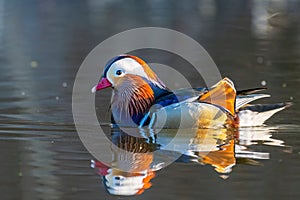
[111,76,163,126]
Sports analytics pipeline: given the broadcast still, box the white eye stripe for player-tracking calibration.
[106,57,148,86]
[109,58,147,77]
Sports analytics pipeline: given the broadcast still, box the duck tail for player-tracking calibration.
[238,102,292,127]
[235,94,271,110]
[199,77,236,116]
[237,87,267,95]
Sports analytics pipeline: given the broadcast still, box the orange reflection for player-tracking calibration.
[191,128,237,177]
[92,130,158,196]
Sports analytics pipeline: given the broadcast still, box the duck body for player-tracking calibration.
[92,54,291,129]
[150,102,231,129]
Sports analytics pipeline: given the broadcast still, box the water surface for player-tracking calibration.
[0,0,299,199]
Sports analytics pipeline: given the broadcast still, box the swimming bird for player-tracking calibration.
[92,54,291,128]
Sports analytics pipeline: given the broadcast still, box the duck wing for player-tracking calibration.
[145,78,237,129]
[198,77,236,116]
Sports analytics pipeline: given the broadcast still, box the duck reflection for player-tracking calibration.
[91,128,160,196]
[92,126,285,195]
[189,127,285,178]
[191,128,237,176]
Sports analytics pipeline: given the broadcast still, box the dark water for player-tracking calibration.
[1,0,300,199]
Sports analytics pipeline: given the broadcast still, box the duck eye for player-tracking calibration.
[115,69,123,76]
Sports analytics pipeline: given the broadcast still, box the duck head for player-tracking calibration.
[92,54,166,91]
[92,54,170,126]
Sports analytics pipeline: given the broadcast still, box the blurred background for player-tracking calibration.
[0,0,299,200]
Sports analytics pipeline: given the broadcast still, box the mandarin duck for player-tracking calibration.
[92,54,291,129]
